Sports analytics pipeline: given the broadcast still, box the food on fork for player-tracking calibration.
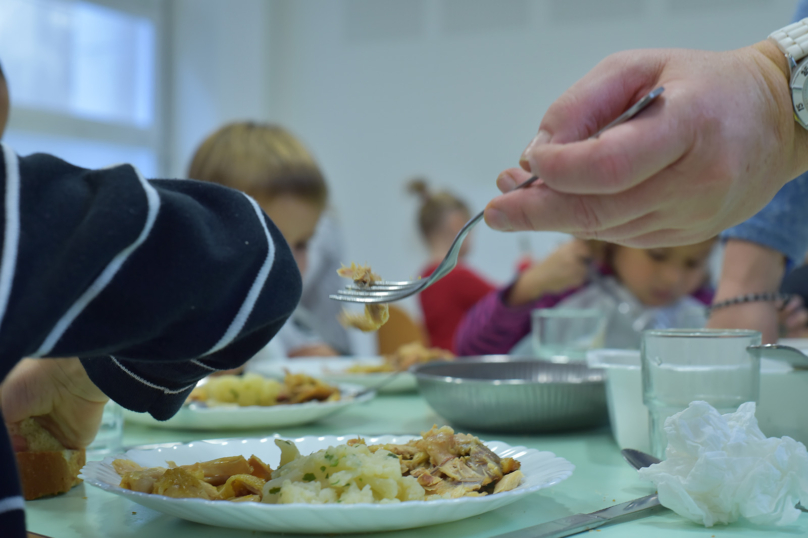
[336,262,390,332]
[9,418,85,500]
[113,426,522,504]
[346,342,455,373]
[188,372,340,407]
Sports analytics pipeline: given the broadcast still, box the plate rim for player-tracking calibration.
[122,382,373,417]
[182,382,373,414]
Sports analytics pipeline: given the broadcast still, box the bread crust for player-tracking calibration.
[16,449,85,500]
[10,418,86,500]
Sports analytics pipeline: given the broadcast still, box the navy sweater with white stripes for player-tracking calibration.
[0,145,301,536]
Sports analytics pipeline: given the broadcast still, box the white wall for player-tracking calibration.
[167,0,271,178]
[263,0,795,311]
[171,0,796,319]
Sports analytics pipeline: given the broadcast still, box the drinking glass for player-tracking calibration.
[641,329,761,459]
[531,308,607,362]
[87,400,123,458]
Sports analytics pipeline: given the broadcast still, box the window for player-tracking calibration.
[0,0,164,177]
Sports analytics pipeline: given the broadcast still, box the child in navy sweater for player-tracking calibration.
[0,64,301,537]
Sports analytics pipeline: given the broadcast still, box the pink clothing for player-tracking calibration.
[454,285,578,356]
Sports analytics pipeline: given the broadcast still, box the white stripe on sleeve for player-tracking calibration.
[111,357,196,395]
[0,144,20,336]
[203,193,275,356]
[0,495,25,515]
[0,145,21,336]
[190,358,219,371]
[34,166,161,357]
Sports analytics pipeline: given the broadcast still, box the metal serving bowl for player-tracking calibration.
[411,356,608,433]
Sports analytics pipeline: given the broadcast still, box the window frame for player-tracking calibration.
[3,0,170,175]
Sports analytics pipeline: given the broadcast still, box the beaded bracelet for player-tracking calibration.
[706,292,793,316]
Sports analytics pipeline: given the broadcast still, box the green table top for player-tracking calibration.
[24,393,808,538]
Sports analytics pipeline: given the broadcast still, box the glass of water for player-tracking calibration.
[87,400,124,458]
[531,308,607,362]
[641,329,761,459]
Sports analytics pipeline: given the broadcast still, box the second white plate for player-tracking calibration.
[122,383,373,431]
[250,357,417,393]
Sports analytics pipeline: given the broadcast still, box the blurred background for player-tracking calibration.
[0,0,796,322]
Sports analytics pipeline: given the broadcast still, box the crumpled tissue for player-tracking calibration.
[637,401,808,527]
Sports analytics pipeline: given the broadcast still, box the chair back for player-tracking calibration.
[377,304,428,355]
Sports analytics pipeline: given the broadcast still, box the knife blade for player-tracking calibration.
[492,493,663,538]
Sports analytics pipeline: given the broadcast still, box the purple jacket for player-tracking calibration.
[454,272,713,357]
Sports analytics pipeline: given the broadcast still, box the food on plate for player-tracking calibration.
[356,425,523,499]
[188,372,340,407]
[346,342,455,373]
[336,262,390,332]
[114,425,522,504]
[9,418,85,500]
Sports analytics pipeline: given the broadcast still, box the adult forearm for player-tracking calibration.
[715,239,785,294]
[707,239,786,343]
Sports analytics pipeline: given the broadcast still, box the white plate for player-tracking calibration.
[80,434,574,534]
[122,384,373,431]
[251,357,417,393]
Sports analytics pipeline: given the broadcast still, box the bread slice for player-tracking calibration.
[9,418,85,500]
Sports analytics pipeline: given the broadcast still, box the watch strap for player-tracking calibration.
[770,18,808,60]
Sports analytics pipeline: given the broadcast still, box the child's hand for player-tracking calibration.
[778,296,808,339]
[1,358,109,451]
[506,240,591,306]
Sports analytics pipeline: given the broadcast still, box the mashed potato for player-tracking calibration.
[261,441,425,504]
[189,372,339,407]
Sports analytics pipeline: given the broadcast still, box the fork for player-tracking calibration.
[331,87,665,305]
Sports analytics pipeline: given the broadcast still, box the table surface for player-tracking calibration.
[24,392,808,538]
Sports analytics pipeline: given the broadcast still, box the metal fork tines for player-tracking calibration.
[333,281,428,303]
[331,87,664,305]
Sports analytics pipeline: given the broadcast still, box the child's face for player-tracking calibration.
[611,240,714,307]
[256,194,322,275]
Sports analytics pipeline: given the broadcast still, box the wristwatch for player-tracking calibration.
[770,18,808,129]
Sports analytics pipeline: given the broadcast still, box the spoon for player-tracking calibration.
[747,344,808,370]
[621,448,661,470]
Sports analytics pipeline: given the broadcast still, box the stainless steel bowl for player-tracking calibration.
[411,356,608,433]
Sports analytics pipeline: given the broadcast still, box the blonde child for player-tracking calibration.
[408,179,495,352]
[455,239,717,354]
[189,122,344,357]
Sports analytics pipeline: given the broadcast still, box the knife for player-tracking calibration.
[492,493,663,538]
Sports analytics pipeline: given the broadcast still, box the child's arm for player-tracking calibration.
[0,146,301,419]
[506,240,590,306]
[454,241,590,356]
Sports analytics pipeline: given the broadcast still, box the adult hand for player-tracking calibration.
[506,239,591,306]
[778,295,808,338]
[486,41,808,247]
[1,358,109,451]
